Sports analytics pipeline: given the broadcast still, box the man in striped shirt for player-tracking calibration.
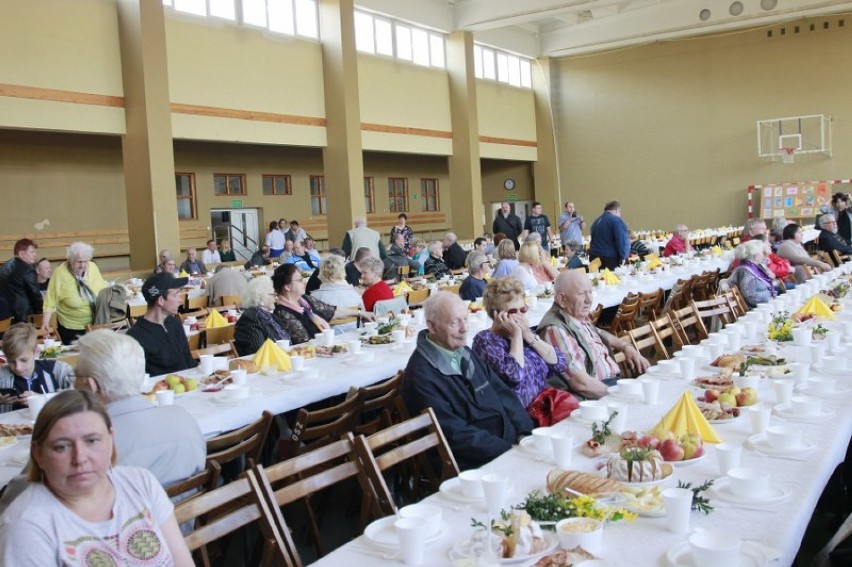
[537,271,649,399]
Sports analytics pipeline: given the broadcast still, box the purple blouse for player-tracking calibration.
[472,329,568,408]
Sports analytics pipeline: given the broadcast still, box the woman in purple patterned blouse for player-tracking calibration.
[472,277,567,408]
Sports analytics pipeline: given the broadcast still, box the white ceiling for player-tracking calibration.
[358,0,852,57]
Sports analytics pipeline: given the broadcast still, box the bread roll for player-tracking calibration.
[546,469,622,496]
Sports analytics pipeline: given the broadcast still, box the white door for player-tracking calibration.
[210,209,259,261]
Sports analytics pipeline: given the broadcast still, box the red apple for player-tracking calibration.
[658,438,685,461]
[704,389,720,403]
[679,433,704,460]
[638,434,659,449]
[736,387,758,407]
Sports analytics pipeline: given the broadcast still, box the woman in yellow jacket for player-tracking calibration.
[41,242,108,344]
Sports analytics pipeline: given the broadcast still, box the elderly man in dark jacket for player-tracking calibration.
[401,291,533,470]
[383,233,420,282]
[0,239,43,322]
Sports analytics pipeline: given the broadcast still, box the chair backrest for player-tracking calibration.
[589,304,603,326]
[206,411,274,477]
[85,320,130,333]
[165,461,222,502]
[0,317,11,334]
[442,284,461,295]
[35,325,61,343]
[127,303,147,323]
[180,308,209,321]
[662,278,693,315]
[651,313,684,355]
[588,257,602,273]
[284,392,362,460]
[609,293,640,335]
[191,341,237,360]
[187,332,201,352]
[636,288,664,323]
[205,325,236,346]
[690,296,733,333]
[672,304,707,343]
[26,313,43,327]
[349,371,406,436]
[626,323,668,362]
[353,407,459,515]
[397,265,410,278]
[174,469,293,567]
[218,294,242,307]
[406,288,430,306]
[372,296,408,316]
[186,294,209,311]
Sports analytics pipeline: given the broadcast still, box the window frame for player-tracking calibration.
[310,175,326,215]
[388,177,409,213]
[213,173,247,196]
[364,176,375,214]
[175,172,197,221]
[262,174,293,196]
[420,177,439,212]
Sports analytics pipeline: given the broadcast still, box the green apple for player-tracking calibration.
[166,375,182,388]
[718,392,737,407]
[184,378,198,392]
[172,383,186,395]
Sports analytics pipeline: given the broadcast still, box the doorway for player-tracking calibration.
[210,209,259,261]
[489,200,534,230]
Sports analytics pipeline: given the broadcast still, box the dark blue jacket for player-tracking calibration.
[589,211,630,262]
[402,331,533,470]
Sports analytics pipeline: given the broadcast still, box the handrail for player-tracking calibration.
[213,225,256,261]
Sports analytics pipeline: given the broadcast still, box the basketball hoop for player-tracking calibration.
[780,147,796,164]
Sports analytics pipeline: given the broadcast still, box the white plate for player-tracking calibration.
[567,409,602,426]
[438,477,483,504]
[747,433,816,456]
[348,357,380,367]
[772,403,833,423]
[605,386,644,402]
[210,388,263,405]
[500,532,559,564]
[810,364,852,377]
[363,515,447,549]
[709,477,792,506]
[665,539,768,567]
[598,469,675,489]
[706,412,743,424]
[361,340,395,348]
[0,437,19,451]
[517,436,552,459]
[795,384,852,398]
[622,500,665,518]
[668,452,707,466]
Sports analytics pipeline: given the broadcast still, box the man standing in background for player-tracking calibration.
[520,201,554,253]
[0,239,43,323]
[588,200,630,270]
[558,201,585,252]
[493,202,523,250]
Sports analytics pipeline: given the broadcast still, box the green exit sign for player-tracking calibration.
[507,194,518,201]
[230,199,243,208]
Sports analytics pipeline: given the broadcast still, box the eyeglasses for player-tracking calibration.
[507,306,529,315]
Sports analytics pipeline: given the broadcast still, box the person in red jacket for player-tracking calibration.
[663,225,692,257]
[359,257,394,312]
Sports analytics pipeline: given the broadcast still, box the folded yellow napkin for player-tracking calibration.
[394,280,412,297]
[204,309,229,329]
[646,256,662,269]
[602,269,621,285]
[549,256,558,266]
[253,339,292,372]
[712,245,723,256]
[797,295,836,320]
[179,269,189,277]
[649,392,721,443]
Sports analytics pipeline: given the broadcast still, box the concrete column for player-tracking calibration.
[319,0,364,249]
[446,31,484,240]
[533,58,561,216]
[116,0,180,270]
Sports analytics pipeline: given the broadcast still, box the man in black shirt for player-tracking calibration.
[0,238,43,323]
[492,202,523,250]
[520,201,554,253]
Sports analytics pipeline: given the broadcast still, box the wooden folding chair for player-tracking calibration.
[589,304,603,326]
[127,303,147,324]
[690,296,734,335]
[253,434,379,560]
[0,317,11,334]
[609,293,640,335]
[830,249,850,267]
[672,304,707,344]
[353,407,459,519]
[174,467,292,567]
[186,294,210,311]
[192,341,238,360]
[26,313,43,327]
[662,278,693,315]
[635,288,664,325]
[206,411,274,481]
[165,461,222,502]
[651,313,684,355]
[85,320,130,333]
[406,288,430,307]
[626,323,668,363]
[187,332,201,352]
[181,308,209,321]
[205,325,236,346]
[35,325,61,343]
[721,288,747,319]
[219,294,242,307]
[397,265,410,280]
[442,284,461,295]
[348,371,406,436]
[284,392,362,460]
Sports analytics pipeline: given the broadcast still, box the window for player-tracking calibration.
[388,178,408,213]
[421,178,439,212]
[310,175,326,215]
[364,177,375,213]
[262,174,292,195]
[214,174,246,196]
[474,43,532,89]
[175,173,196,220]
[165,0,318,39]
[354,11,445,68]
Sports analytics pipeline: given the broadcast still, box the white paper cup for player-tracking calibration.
[458,470,484,499]
[198,354,214,375]
[230,369,247,386]
[715,443,742,475]
[550,433,574,469]
[555,518,603,554]
[747,404,772,434]
[773,379,794,404]
[399,503,442,538]
[765,425,803,450]
[787,362,810,383]
[414,310,425,326]
[807,377,835,395]
[616,378,642,397]
[289,355,305,371]
[825,332,841,352]
[639,378,661,405]
[322,329,335,346]
[842,321,852,340]
[726,329,742,351]
[224,384,248,400]
[183,323,192,336]
[579,400,608,422]
[531,427,553,452]
[662,487,693,534]
[743,321,758,341]
[707,342,724,360]
[689,529,742,567]
[363,322,378,332]
[391,329,406,343]
[790,395,822,416]
[679,357,696,381]
[28,393,55,422]
[792,327,813,347]
[394,517,427,565]
[155,390,175,406]
[733,374,759,390]
[213,357,229,371]
[481,473,509,515]
[276,339,290,351]
[810,342,827,363]
[347,339,362,354]
[727,467,771,498]
[607,402,628,434]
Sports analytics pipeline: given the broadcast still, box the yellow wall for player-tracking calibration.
[477,80,537,161]
[553,16,852,231]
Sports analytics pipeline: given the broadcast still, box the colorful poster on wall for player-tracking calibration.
[753,180,851,220]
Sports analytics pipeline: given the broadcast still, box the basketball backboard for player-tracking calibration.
[756,114,832,163]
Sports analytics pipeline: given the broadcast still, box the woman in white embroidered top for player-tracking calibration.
[0,390,193,566]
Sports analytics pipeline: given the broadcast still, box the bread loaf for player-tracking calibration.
[546,469,622,496]
[710,353,745,369]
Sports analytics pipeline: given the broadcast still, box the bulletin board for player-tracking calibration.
[747,179,852,220]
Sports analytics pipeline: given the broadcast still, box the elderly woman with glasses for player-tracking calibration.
[472,278,567,411]
[272,264,373,345]
[663,224,692,257]
[233,276,291,355]
[724,240,779,308]
[41,241,108,344]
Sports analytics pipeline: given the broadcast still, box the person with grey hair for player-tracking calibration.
[360,256,394,312]
[564,240,585,270]
[424,241,451,279]
[400,291,533,470]
[442,232,467,270]
[346,246,372,286]
[233,275,290,355]
[179,247,207,276]
[817,211,852,264]
[310,254,363,309]
[742,217,767,241]
[383,232,420,281]
[724,240,779,308]
[459,250,491,301]
[664,224,691,257]
[0,330,205,516]
[770,217,789,248]
[157,256,179,277]
[206,264,248,305]
[342,215,385,261]
[153,248,171,273]
[41,241,108,344]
